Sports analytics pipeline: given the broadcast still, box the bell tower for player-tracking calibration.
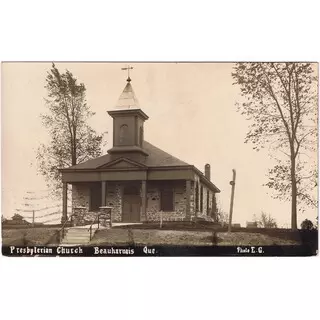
[107,67,149,161]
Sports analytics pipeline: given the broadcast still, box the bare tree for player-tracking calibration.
[253,212,277,228]
[232,63,317,229]
[216,209,229,226]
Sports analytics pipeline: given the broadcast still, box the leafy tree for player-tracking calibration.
[232,63,317,229]
[300,219,314,230]
[36,63,104,194]
[253,212,277,228]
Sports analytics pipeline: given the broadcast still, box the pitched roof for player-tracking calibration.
[115,81,140,109]
[143,141,190,167]
[63,141,220,192]
[66,140,189,170]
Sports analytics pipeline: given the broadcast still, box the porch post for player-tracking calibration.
[101,181,106,207]
[141,180,147,221]
[186,180,191,221]
[62,182,68,223]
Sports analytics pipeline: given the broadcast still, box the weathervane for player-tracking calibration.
[121,65,133,82]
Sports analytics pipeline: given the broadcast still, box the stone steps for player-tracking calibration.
[60,227,95,245]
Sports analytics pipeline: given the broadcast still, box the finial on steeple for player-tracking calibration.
[115,66,140,109]
[121,65,133,82]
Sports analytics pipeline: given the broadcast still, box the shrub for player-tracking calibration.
[300,219,314,230]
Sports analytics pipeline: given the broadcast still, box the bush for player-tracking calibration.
[301,219,314,230]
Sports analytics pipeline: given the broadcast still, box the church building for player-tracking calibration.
[60,74,220,224]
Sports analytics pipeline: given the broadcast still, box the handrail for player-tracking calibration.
[88,214,100,241]
[45,214,74,245]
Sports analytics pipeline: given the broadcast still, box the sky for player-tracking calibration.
[1,62,318,227]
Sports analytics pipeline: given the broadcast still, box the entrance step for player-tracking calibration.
[60,227,96,245]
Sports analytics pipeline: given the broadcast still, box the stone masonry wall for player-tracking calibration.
[145,181,187,222]
[105,182,122,222]
[192,175,214,221]
[72,184,90,208]
[72,182,122,222]
[71,179,214,223]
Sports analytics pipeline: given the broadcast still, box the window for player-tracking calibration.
[195,182,199,211]
[200,185,203,213]
[90,184,102,211]
[119,124,129,144]
[160,188,174,211]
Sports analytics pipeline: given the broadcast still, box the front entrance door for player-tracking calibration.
[122,185,141,222]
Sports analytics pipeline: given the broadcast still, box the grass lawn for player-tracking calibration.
[2,227,60,246]
[91,228,302,246]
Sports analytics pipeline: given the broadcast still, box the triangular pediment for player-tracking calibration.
[98,157,146,169]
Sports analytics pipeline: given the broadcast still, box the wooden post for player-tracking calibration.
[32,210,35,228]
[186,180,191,221]
[62,182,68,223]
[228,169,236,232]
[101,181,106,207]
[141,180,147,221]
[160,211,163,228]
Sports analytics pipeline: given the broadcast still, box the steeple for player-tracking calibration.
[115,79,140,109]
[115,65,140,109]
[107,66,149,161]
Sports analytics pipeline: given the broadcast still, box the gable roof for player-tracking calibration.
[66,140,189,170]
[61,140,220,192]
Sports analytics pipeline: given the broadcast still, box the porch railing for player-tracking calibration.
[45,214,74,245]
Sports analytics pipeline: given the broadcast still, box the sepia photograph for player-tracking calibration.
[1,3,320,320]
[1,62,318,256]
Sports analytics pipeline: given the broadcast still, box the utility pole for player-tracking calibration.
[32,210,35,228]
[228,169,236,232]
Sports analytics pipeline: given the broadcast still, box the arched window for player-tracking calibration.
[139,126,144,146]
[119,124,128,144]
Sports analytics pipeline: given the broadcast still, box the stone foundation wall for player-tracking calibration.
[72,207,99,226]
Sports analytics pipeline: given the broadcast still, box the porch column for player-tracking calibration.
[186,180,191,221]
[101,181,106,207]
[62,182,68,223]
[141,180,147,221]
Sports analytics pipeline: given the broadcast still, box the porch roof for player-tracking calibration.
[60,140,220,192]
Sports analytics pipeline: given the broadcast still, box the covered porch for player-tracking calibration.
[61,179,193,223]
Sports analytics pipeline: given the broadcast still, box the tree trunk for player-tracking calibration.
[291,152,298,229]
[72,145,77,166]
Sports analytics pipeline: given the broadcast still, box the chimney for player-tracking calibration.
[205,164,211,181]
